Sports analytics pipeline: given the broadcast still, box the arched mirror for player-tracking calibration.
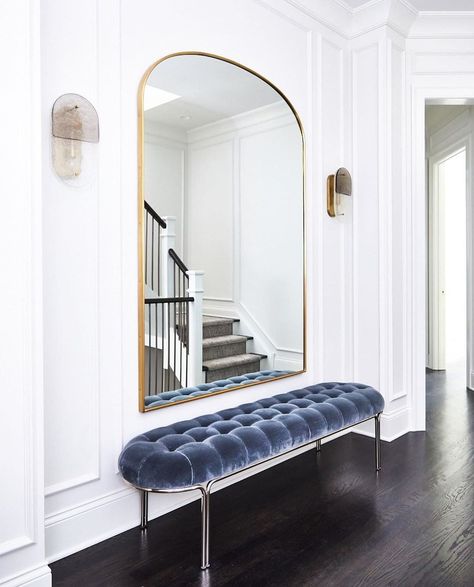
[138,52,305,411]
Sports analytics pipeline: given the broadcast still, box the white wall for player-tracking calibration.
[31,0,474,572]
[186,135,234,299]
[237,108,303,354]
[144,120,186,257]
[40,0,352,564]
[186,103,304,367]
[0,1,51,586]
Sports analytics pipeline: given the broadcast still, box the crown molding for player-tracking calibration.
[280,0,352,36]
[334,0,418,16]
[282,0,415,38]
[281,0,474,39]
[410,11,474,38]
[351,0,417,37]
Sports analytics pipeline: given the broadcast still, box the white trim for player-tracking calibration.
[0,537,34,558]
[411,87,474,431]
[354,406,410,441]
[187,101,294,144]
[0,565,51,587]
[45,473,100,497]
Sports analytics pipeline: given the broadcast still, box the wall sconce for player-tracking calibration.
[52,94,99,186]
[327,167,352,217]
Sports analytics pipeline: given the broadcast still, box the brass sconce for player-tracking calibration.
[327,167,352,217]
[52,93,99,186]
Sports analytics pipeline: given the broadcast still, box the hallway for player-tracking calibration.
[51,366,474,586]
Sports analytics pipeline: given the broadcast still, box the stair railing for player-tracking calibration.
[144,200,203,396]
[169,247,189,298]
[144,201,166,295]
[144,296,193,396]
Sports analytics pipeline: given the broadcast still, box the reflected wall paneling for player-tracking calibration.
[185,103,303,369]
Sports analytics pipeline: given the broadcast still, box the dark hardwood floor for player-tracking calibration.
[51,366,474,586]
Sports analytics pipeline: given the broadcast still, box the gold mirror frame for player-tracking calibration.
[138,51,306,412]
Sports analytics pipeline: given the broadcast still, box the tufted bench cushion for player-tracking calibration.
[144,370,292,408]
[119,382,384,491]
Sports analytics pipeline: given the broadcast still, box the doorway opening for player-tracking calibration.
[426,105,471,388]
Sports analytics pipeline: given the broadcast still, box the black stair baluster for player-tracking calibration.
[156,303,159,393]
[173,300,177,388]
[148,304,151,396]
[167,303,171,391]
[151,220,155,291]
[161,303,164,394]
[157,224,160,296]
[185,299,189,386]
[145,211,148,286]
[179,298,183,386]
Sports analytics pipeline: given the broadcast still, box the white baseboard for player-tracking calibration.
[45,429,351,563]
[45,486,191,563]
[353,407,410,441]
[1,564,51,587]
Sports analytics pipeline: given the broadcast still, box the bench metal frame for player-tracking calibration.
[135,412,382,570]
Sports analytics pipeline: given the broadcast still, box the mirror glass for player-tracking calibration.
[139,53,305,411]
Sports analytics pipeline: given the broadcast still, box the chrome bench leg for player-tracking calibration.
[200,486,211,570]
[141,490,149,530]
[315,439,321,453]
[375,413,381,472]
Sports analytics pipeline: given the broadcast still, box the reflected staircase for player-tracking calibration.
[202,316,266,382]
[144,200,267,395]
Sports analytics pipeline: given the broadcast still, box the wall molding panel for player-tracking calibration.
[350,27,410,438]
[0,0,51,585]
[351,38,381,391]
[42,0,102,510]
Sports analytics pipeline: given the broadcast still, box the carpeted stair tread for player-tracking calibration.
[201,316,264,381]
[203,315,239,339]
[203,334,249,348]
[203,353,267,372]
[203,334,251,361]
[202,316,238,326]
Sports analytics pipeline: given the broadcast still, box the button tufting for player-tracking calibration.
[119,382,385,490]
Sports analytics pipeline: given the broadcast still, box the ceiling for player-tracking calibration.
[342,0,474,10]
[145,55,284,131]
[425,105,467,134]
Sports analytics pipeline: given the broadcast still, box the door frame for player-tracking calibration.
[428,142,469,372]
[412,89,474,431]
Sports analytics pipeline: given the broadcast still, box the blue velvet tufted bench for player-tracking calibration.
[119,382,384,569]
